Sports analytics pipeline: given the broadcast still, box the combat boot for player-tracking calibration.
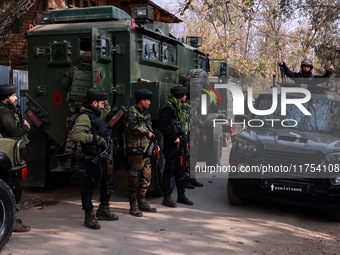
[183,179,195,189]
[96,204,119,221]
[190,178,204,187]
[138,196,157,212]
[84,211,101,229]
[129,198,143,217]
[177,193,194,206]
[162,195,177,208]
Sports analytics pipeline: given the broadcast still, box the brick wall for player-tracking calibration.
[0,0,165,70]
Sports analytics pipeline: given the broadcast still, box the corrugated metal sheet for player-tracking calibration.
[0,65,10,84]
[13,69,29,113]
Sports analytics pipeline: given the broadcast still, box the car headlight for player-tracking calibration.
[237,140,258,155]
[325,152,340,163]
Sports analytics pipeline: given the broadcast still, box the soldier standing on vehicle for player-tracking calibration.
[62,51,92,170]
[72,90,119,230]
[124,89,157,217]
[158,85,193,207]
[278,59,334,84]
[0,83,30,232]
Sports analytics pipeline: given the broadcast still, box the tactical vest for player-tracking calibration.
[69,64,92,102]
[126,106,152,150]
[81,111,109,156]
[161,102,188,135]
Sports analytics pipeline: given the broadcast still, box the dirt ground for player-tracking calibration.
[3,166,340,255]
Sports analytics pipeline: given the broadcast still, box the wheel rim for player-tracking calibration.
[0,200,6,235]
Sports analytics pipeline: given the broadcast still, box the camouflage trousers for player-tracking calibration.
[127,154,151,198]
[64,101,83,156]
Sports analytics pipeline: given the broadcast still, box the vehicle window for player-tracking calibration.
[51,45,66,61]
[143,38,160,61]
[101,39,109,57]
[162,43,177,65]
[255,95,340,132]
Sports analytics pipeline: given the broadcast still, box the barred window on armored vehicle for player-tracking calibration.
[51,45,66,61]
[143,38,160,61]
[101,39,109,57]
[49,41,71,66]
[162,43,177,65]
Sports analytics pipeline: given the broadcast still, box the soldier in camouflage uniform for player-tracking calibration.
[72,90,119,230]
[124,89,157,217]
[0,83,31,232]
[62,51,92,170]
[158,85,193,207]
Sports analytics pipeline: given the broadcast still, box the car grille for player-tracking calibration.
[261,145,320,179]
[262,145,318,165]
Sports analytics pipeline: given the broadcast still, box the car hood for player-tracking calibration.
[238,127,340,153]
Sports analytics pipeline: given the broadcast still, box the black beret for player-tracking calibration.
[87,90,108,102]
[170,85,188,95]
[135,89,153,100]
[0,84,16,95]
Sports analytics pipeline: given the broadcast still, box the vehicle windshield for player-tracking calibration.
[254,95,340,133]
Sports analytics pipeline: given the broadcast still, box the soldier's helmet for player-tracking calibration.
[301,59,313,69]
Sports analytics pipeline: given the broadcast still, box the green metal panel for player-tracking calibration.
[50,6,131,23]
[91,27,114,97]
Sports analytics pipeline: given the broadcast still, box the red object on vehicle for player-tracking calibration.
[138,78,151,83]
[131,19,136,30]
[22,166,28,180]
[94,70,100,82]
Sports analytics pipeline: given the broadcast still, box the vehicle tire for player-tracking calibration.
[184,69,209,88]
[0,179,16,251]
[149,131,175,196]
[205,124,223,166]
[227,179,244,205]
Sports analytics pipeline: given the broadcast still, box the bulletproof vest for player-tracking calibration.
[161,102,188,135]
[69,64,92,102]
[81,111,109,156]
[125,106,152,149]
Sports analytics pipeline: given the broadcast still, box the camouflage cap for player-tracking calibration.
[80,51,92,63]
[301,59,313,69]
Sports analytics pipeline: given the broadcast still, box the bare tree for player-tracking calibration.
[0,0,37,49]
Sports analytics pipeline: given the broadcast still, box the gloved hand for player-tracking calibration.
[96,136,107,147]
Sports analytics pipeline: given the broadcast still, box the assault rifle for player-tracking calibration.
[92,136,115,192]
[168,135,187,175]
[145,136,160,159]
[16,104,24,128]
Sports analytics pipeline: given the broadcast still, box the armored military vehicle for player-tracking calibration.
[227,82,340,219]
[23,5,225,192]
[0,138,28,250]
